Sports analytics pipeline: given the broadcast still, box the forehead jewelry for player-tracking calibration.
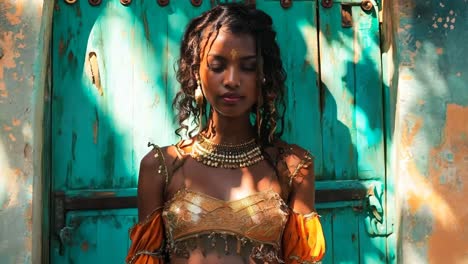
[230,49,238,60]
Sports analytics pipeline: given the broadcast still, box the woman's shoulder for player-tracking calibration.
[267,139,314,162]
[140,139,193,171]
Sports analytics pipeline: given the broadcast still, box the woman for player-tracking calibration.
[126,4,325,264]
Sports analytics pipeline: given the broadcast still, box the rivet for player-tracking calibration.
[190,0,202,7]
[361,0,373,11]
[120,0,132,6]
[280,0,292,9]
[157,0,169,7]
[88,0,102,6]
[321,0,333,8]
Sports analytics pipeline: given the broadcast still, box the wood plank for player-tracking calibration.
[97,213,137,262]
[88,0,136,189]
[318,209,334,264]
[358,212,387,263]
[352,5,385,180]
[131,0,172,166]
[52,0,105,190]
[319,3,358,181]
[332,207,360,263]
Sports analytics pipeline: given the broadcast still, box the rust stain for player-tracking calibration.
[0,31,21,96]
[81,241,89,252]
[402,74,413,80]
[8,133,16,142]
[15,29,25,41]
[427,104,468,263]
[353,28,361,64]
[12,118,21,126]
[0,89,8,98]
[4,1,24,25]
[436,48,443,55]
[400,105,468,263]
[2,168,22,209]
[401,114,423,147]
[59,38,65,56]
[68,50,74,62]
[93,108,99,144]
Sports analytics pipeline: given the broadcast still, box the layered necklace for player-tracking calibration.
[190,134,264,169]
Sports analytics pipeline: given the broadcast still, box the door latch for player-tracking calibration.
[364,183,392,236]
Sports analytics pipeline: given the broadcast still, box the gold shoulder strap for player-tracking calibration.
[148,142,170,195]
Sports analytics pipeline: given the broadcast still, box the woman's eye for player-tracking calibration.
[208,64,224,72]
[241,64,257,72]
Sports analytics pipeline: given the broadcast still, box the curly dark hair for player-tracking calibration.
[173,3,286,146]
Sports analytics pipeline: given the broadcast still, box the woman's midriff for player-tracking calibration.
[168,236,280,264]
[171,252,279,264]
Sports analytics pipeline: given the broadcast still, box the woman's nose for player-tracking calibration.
[223,66,240,89]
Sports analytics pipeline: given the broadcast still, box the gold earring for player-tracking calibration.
[195,77,204,133]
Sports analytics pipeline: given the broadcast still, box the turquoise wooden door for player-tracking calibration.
[51,0,391,263]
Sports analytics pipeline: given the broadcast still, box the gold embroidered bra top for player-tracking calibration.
[162,187,289,262]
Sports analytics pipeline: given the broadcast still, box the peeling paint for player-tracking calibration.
[427,104,468,263]
[398,103,468,263]
[4,1,24,25]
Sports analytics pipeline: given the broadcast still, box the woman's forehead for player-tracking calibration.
[202,27,256,56]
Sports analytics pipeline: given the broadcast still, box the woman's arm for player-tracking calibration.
[283,145,316,214]
[126,145,170,264]
[137,147,167,221]
[280,144,325,264]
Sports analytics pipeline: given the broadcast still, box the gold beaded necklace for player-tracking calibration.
[190,134,264,169]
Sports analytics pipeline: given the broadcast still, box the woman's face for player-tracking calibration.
[198,27,258,118]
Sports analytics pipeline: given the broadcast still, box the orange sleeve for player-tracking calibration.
[282,212,326,263]
[126,209,165,264]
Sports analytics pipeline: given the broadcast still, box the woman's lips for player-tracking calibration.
[221,93,242,103]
